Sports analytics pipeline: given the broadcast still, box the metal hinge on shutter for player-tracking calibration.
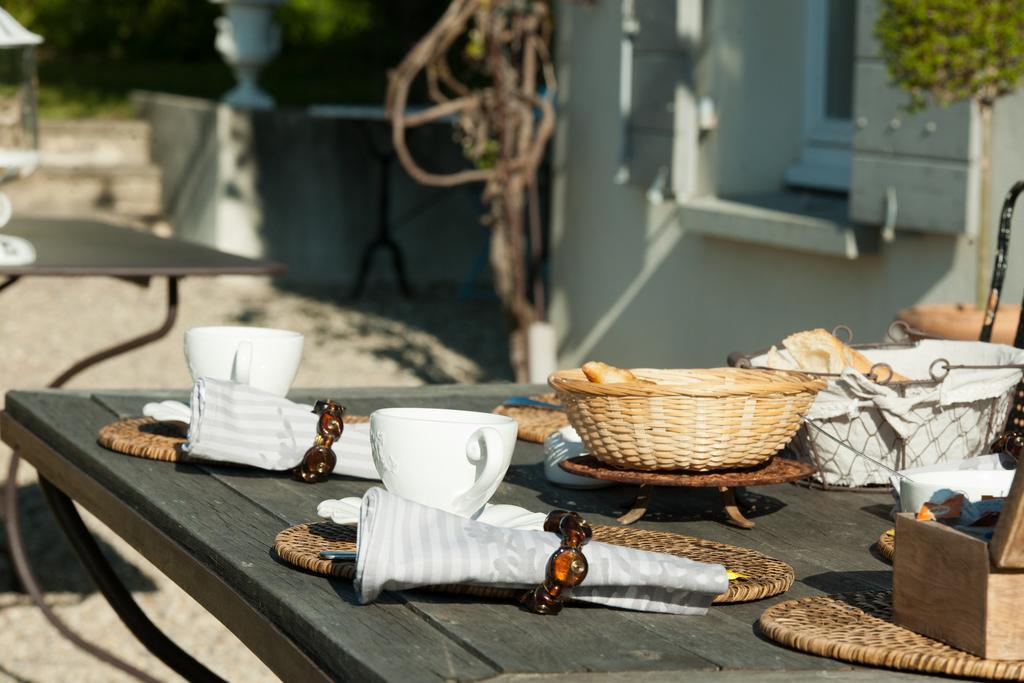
[614,0,701,204]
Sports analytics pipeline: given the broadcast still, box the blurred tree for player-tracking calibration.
[5,0,221,61]
[876,0,1024,307]
[3,0,456,114]
[5,0,450,61]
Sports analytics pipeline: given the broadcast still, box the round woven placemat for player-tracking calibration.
[759,590,1024,680]
[877,528,894,562]
[273,520,794,604]
[97,415,371,463]
[560,455,816,488]
[98,417,191,462]
[493,394,569,443]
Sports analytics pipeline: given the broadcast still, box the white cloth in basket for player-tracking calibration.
[755,340,1024,486]
[355,487,728,614]
[181,378,379,479]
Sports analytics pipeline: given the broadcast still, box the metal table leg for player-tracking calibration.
[38,478,225,682]
[2,276,206,681]
[50,277,179,388]
[3,451,160,683]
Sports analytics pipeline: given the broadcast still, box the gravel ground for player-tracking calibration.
[0,274,511,682]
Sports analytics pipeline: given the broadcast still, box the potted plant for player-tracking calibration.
[878,0,1024,342]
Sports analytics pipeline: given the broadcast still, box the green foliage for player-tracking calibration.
[278,0,374,47]
[5,0,220,61]
[1,0,455,117]
[876,0,1024,109]
[4,0,451,61]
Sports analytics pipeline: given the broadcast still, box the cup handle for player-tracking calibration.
[232,340,253,386]
[457,426,506,514]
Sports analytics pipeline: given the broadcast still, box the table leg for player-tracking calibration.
[38,478,225,683]
[2,276,193,681]
[719,486,755,529]
[616,484,652,525]
[49,277,179,388]
[3,450,162,682]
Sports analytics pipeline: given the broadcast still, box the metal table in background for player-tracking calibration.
[309,105,459,299]
[0,385,913,682]
[0,215,284,682]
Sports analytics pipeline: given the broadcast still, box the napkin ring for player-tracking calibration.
[520,510,592,615]
[294,400,345,483]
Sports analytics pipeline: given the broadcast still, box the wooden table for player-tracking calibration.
[1,384,925,682]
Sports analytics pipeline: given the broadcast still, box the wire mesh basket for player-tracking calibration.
[730,324,1024,488]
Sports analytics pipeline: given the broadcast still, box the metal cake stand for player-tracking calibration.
[560,455,816,528]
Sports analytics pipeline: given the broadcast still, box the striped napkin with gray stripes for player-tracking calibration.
[183,377,379,479]
[355,487,729,614]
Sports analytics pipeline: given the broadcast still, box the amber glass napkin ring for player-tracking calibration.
[520,510,593,615]
[294,400,345,483]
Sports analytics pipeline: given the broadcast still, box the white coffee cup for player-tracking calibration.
[369,408,518,517]
[184,326,304,397]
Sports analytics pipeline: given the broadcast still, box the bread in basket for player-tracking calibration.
[549,367,826,472]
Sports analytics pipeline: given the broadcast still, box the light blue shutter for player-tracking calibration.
[617,0,701,201]
[849,0,979,236]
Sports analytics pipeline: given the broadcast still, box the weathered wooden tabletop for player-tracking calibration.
[2,385,928,682]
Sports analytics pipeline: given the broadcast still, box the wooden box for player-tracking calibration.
[893,468,1024,660]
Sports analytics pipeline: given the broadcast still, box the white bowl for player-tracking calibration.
[899,469,1015,514]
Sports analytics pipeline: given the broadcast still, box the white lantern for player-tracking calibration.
[0,6,40,265]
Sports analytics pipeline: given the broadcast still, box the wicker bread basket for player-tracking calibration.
[549,368,826,471]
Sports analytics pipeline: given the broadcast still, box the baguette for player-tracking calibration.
[781,328,910,381]
[581,361,653,384]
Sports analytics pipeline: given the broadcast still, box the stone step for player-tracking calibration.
[5,164,163,218]
[39,119,151,168]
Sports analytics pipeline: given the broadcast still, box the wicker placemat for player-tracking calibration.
[273,521,794,604]
[759,591,1024,681]
[877,528,895,562]
[493,394,569,443]
[98,415,370,463]
[98,417,191,462]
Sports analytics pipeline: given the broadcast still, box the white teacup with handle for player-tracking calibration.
[369,408,518,517]
[184,326,304,397]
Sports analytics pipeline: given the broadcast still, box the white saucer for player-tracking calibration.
[144,400,191,423]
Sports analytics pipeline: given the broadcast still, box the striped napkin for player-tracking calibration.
[355,487,729,614]
[183,377,379,479]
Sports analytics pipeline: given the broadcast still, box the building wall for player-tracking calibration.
[551,0,1024,368]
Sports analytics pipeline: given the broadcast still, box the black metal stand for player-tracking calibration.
[350,121,415,298]
[350,144,413,298]
[980,180,1024,435]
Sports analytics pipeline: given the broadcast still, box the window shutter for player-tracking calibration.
[849,0,979,236]
[617,0,701,201]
